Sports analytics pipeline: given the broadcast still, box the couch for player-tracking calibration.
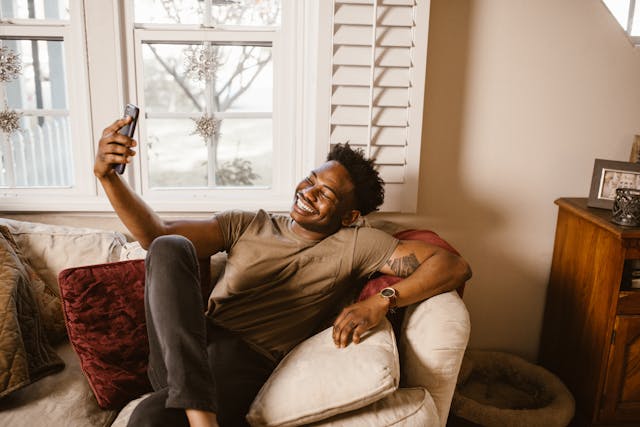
[0,217,470,427]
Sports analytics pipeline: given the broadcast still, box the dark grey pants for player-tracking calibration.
[127,235,276,427]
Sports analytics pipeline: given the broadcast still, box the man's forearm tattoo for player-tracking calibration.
[386,253,420,277]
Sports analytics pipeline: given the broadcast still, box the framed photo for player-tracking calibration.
[588,159,640,209]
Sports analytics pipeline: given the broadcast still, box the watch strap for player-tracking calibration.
[379,287,398,313]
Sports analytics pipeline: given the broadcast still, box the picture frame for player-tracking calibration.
[588,159,640,209]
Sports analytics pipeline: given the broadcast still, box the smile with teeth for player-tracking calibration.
[296,195,317,214]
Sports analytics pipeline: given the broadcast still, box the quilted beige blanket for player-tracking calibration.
[0,226,63,399]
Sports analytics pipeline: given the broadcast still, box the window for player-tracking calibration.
[602,0,640,42]
[124,0,301,211]
[0,0,430,213]
[131,1,284,201]
[0,0,93,200]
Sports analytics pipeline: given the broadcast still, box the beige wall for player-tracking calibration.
[383,0,640,360]
[4,0,640,361]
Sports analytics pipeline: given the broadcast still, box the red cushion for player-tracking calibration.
[395,229,460,256]
[58,259,151,409]
[358,229,464,303]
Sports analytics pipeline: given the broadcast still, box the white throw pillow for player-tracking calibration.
[246,319,400,427]
[0,218,126,294]
[119,241,148,260]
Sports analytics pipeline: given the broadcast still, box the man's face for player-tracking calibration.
[290,161,357,236]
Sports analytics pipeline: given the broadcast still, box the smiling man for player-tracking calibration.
[94,117,471,427]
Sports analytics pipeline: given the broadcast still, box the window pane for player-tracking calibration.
[1,115,74,187]
[134,0,280,26]
[0,0,69,20]
[602,0,631,29]
[215,45,273,112]
[143,43,272,113]
[1,37,73,189]
[142,44,204,114]
[135,0,201,25]
[145,117,272,188]
[208,0,281,26]
[4,39,68,111]
[147,118,208,187]
[216,118,272,187]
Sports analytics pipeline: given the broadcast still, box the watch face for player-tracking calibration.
[381,288,395,297]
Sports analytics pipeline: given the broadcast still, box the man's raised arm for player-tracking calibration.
[94,118,224,258]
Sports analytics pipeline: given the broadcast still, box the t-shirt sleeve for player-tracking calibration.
[215,210,257,251]
[352,227,398,280]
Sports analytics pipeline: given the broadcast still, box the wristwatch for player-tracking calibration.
[379,287,398,313]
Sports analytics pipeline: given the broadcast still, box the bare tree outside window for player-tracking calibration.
[136,0,280,188]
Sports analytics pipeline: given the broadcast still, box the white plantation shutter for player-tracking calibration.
[319,0,430,212]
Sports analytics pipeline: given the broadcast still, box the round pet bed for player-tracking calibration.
[451,350,575,427]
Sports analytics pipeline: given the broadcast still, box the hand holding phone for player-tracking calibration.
[114,103,140,175]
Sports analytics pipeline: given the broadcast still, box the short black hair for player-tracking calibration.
[327,143,385,216]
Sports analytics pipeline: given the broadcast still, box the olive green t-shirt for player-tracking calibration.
[207,209,398,361]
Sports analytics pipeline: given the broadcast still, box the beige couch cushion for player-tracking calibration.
[114,388,438,427]
[312,388,439,427]
[400,291,470,426]
[246,319,399,427]
[0,218,126,294]
[119,241,147,260]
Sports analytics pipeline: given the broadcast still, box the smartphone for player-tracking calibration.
[114,103,140,175]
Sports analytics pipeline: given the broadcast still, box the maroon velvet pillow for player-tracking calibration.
[58,259,151,409]
[357,229,465,333]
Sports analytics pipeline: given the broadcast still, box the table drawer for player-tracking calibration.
[619,291,640,314]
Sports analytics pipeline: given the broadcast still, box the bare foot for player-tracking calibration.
[185,409,219,427]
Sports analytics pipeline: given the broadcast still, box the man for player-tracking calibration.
[94,117,471,427]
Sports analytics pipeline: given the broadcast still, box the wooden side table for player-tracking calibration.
[539,198,640,426]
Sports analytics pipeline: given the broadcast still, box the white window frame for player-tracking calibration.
[124,2,300,212]
[0,0,429,213]
[602,0,640,44]
[0,0,95,210]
